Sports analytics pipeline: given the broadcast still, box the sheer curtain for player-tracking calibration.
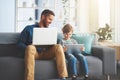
[98,0,110,27]
[76,0,90,33]
[114,0,120,43]
[110,0,120,43]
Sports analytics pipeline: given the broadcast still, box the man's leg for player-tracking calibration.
[24,45,40,80]
[41,44,68,78]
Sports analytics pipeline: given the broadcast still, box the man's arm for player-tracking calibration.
[17,26,44,53]
[17,27,28,52]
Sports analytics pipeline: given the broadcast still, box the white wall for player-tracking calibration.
[77,0,99,33]
[89,0,99,33]
[77,0,90,33]
[0,0,15,32]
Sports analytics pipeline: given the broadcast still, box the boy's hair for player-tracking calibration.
[41,9,55,17]
[62,24,73,34]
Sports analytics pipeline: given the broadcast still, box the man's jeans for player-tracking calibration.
[24,44,68,80]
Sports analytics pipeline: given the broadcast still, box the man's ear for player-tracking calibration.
[41,15,45,19]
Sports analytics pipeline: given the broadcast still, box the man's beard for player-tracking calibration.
[43,20,48,28]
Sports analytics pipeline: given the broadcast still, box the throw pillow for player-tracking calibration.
[71,33,94,54]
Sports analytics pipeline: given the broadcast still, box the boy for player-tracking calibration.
[61,24,89,80]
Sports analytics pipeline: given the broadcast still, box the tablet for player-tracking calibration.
[65,44,84,53]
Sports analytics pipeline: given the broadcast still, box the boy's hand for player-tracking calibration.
[80,46,85,51]
[63,46,68,52]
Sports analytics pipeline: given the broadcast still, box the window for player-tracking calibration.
[98,0,120,43]
[111,0,120,43]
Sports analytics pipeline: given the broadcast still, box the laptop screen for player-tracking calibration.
[32,28,57,45]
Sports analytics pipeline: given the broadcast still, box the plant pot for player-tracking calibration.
[98,40,112,42]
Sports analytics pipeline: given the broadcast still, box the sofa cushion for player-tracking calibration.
[0,33,20,44]
[0,44,19,57]
[0,57,24,80]
[0,57,58,80]
[86,56,102,77]
[0,56,102,80]
[71,33,94,54]
[35,60,58,80]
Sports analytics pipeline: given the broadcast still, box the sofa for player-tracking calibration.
[0,33,116,80]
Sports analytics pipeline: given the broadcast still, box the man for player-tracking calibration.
[17,9,68,80]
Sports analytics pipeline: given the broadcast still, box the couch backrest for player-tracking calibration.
[0,33,20,57]
[0,33,20,44]
[0,33,98,57]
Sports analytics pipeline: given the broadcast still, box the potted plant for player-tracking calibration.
[96,24,112,42]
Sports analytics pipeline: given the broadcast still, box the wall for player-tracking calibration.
[0,0,15,32]
[89,0,99,33]
[77,0,99,33]
[0,0,115,34]
[76,0,90,33]
[0,0,99,33]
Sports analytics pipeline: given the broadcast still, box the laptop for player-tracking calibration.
[65,44,84,53]
[32,28,57,45]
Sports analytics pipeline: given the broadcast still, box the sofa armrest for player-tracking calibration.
[91,45,116,75]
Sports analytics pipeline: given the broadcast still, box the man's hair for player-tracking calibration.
[41,9,55,17]
[62,24,73,34]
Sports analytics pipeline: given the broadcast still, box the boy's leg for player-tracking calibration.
[65,53,77,76]
[74,53,88,76]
